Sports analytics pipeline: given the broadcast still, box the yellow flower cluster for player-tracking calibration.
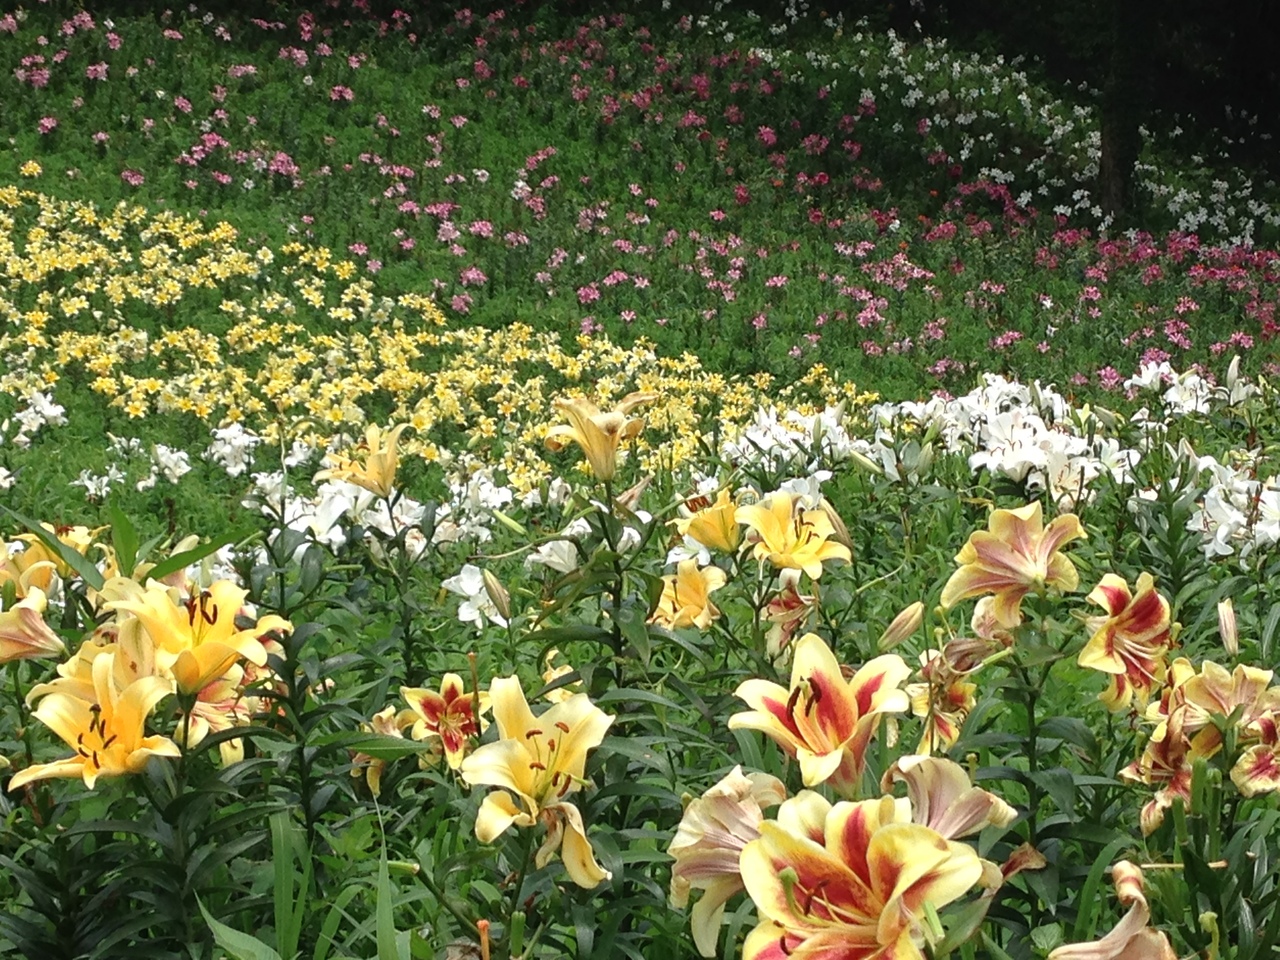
[1,187,876,494]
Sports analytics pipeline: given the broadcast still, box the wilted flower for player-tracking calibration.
[1048,861,1176,960]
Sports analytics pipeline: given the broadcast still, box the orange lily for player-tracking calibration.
[730,633,910,796]
[940,502,1085,627]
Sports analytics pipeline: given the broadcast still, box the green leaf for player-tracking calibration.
[146,533,241,582]
[1071,835,1135,941]
[526,624,614,647]
[1,506,105,591]
[198,897,284,960]
[107,503,140,575]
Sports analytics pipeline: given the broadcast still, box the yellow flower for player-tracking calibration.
[675,488,741,553]
[940,502,1085,627]
[108,580,291,695]
[8,651,179,791]
[459,676,615,888]
[650,559,727,630]
[20,160,42,178]
[734,491,852,579]
[314,422,409,499]
[544,391,656,482]
[1078,573,1171,712]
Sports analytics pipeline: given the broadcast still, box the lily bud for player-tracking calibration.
[878,601,924,651]
[482,569,512,623]
[1218,598,1238,657]
[818,499,854,552]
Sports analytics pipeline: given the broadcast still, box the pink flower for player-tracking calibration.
[366,259,382,273]
[459,266,487,286]
[121,169,145,187]
[85,62,108,80]
[37,117,59,134]
[329,85,354,102]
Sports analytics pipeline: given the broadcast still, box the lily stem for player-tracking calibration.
[504,826,538,950]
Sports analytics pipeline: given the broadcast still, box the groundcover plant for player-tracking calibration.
[3,2,1280,959]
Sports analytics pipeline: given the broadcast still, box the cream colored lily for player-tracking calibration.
[543,391,657,482]
[1,587,65,664]
[668,767,787,957]
[314,422,409,499]
[940,502,1085,627]
[8,651,179,791]
[459,676,615,888]
[1049,861,1176,960]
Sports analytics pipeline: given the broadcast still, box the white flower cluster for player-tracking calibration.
[1180,442,1280,560]
[720,405,857,475]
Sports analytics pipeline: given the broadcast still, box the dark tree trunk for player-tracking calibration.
[1098,0,1147,219]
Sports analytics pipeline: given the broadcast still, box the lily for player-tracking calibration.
[740,794,983,960]
[544,391,657,482]
[650,559,727,630]
[1,587,66,664]
[730,632,910,796]
[460,676,615,888]
[400,673,489,770]
[735,491,852,579]
[940,502,1085,627]
[108,580,291,695]
[1078,573,1172,711]
[675,488,742,554]
[668,766,787,957]
[8,651,179,791]
[1049,861,1176,960]
[314,422,409,499]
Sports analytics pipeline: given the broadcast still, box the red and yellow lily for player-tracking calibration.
[400,673,489,770]
[1079,573,1172,712]
[730,633,910,796]
[740,794,983,960]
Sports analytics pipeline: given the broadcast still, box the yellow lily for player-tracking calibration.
[15,524,104,580]
[1,587,65,664]
[543,391,657,482]
[314,422,409,499]
[735,492,851,579]
[459,676,615,888]
[650,559,727,630]
[940,502,1085,627]
[108,580,291,695]
[675,488,742,554]
[8,651,178,791]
